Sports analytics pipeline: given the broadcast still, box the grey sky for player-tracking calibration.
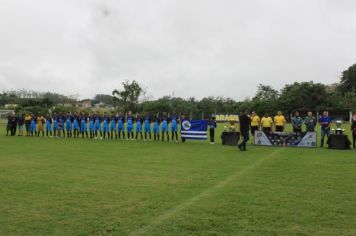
[0,0,356,100]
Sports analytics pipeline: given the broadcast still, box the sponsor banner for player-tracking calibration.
[254,131,317,148]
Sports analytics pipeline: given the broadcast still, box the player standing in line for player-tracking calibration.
[72,112,80,138]
[110,111,117,139]
[126,111,134,140]
[135,112,143,140]
[161,112,170,141]
[24,113,32,136]
[65,112,73,138]
[52,112,59,137]
[88,112,95,139]
[117,112,125,139]
[94,111,102,139]
[30,113,37,136]
[170,112,179,142]
[153,115,160,141]
[80,112,88,138]
[144,112,152,140]
[45,113,52,137]
[102,112,110,139]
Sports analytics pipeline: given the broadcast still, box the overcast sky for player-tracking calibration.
[0,0,356,100]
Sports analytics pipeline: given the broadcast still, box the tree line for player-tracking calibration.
[1,63,355,118]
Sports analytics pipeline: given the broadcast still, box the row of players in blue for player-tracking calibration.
[29,111,181,141]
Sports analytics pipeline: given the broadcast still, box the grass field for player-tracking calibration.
[0,124,355,235]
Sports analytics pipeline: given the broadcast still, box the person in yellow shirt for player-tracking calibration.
[24,113,32,136]
[260,113,273,134]
[250,111,260,143]
[274,111,286,132]
[36,113,46,137]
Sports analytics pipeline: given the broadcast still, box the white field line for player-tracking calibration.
[130,148,283,236]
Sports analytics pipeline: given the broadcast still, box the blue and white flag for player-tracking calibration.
[181,120,208,140]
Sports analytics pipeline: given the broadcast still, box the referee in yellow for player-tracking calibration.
[274,111,286,132]
[261,113,273,134]
[250,111,260,143]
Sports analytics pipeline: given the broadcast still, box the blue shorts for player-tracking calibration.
[53,121,58,130]
[81,123,87,132]
[110,122,116,131]
[103,124,109,132]
[73,121,79,130]
[66,122,72,131]
[89,122,94,131]
[127,125,133,133]
[153,123,160,133]
[144,125,151,132]
[171,126,177,132]
[136,123,142,132]
[94,121,101,131]
[118,123,124,131]
[30,123,36,132]
[46,124,52,132]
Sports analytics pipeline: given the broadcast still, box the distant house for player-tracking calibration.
[76,99,92,108]
[5,104,18,109]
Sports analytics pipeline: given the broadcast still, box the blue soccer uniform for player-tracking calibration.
[65,114,73,138]
[94,113,102,139]
[89,114,95,139]
[144,114,152,140]
[110,113,117,139]
[135,114,143,140]
[102,114,110,139]
[127,114,134,140]
[45,115,52,137]
[117,114,125,139]
[73,114,80,138]
[153,117,160,141]
[170,114,179,142]
[30,116,37,136]
[161,113,170,141]
[80,114,88,138]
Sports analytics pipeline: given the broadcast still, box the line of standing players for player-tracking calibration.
[26,111,182,141]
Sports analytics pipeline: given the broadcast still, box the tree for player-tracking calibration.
[112,80,143,112]
[253,84,279,101]
[339,63,356,95]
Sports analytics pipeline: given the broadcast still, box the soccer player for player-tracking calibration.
[80,112,88,138]
[52,112,59,137]
[208,115,217,144]
[89,112,95,139]
[144,112,152,140]
[102,112,110,139]
[171,112,179,142]
[126,111,134,140]
[94,111,102,139]
[37,113,46,137]
[30,113,37,136]
[58,112,66,138]
[153,115,160,141]
[319,111,332,148]
[250,111,260,143]
[65,112,72,138]
[45,114,52,137]
[117,112,125,139]
[135,112,143,140]
[110,112,117,139]
[260,113,273,134]
[161,112,169,141]
[291,111,303,133]
[72,112,80,138]
[274,111,286,132]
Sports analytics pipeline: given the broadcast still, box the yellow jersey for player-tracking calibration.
[274,115,286,126]
[261,117,273,128]
[251,115,260,126]
[25,115,32,121]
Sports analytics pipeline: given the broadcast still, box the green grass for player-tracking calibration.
[0,124,355,235]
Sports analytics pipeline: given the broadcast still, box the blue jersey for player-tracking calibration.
[319,116,332,129]
[127,115,134,132]
[80,116,87,132]
[161,116,169,131]
[171,115,178,131]
[153,117,160,132]
[136,116,143,132]
[103,116,110,132]
[94,115,102,131]
[110,116,117,130]
[89,115,94,131]
[66,117,72,130]
[117,115,125,130]
[46,117,52,131]
[144,116,151,132]
[73,116,79,129]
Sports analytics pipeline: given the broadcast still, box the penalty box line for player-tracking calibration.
[130,148,284,236]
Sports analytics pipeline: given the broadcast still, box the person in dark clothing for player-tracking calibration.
[9,113,18,136]
[352,115,356,149]
[17,113,24,136]
[238,111,250,151]
[6,114,11,136]
[208,116,217,144]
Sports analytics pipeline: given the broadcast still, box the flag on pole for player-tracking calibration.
[181,120,208,140]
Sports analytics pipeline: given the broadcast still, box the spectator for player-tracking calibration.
[291,111,302,133]
[208,115,217,144]
[319,111,332,148]
[304,111,317,132]
[351,114,356,149]
[17,113,24,136]
[9,112,18,136]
